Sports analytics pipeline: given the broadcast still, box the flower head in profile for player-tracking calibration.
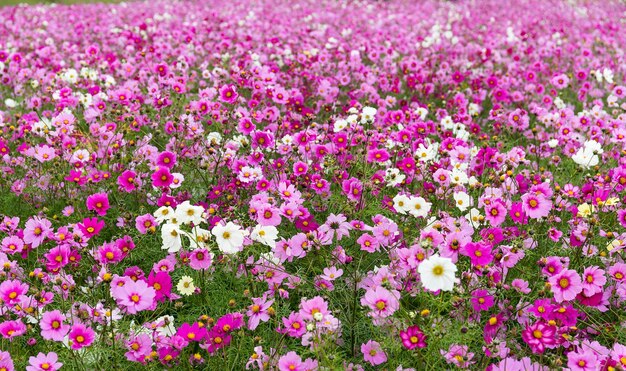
[418,254,457,292]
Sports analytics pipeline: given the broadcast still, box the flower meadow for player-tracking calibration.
[1,0,626,369]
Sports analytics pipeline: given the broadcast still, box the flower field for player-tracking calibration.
[1,0,626,369]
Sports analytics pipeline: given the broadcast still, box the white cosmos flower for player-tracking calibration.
[170,173,184,189]
[175,201,204,225]
[4,99,17,108]
[407,196,432,218]
[251,224,279,248]
[361,106,377,123]
[450,168,469,185]
[183,226,211,249]
[465,207,483,228]
[333,119,348,132]
[154,206,175,224]
[161,223,182,253]
[212,221,246,254]
[177,276,195,296]
[393,194,411,214]
[418,254,457,292]
[453,191,471,212]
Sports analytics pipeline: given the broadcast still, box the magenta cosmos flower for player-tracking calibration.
[548,269,583,303]
[77,217,105,238]
[361,340,387,366]
[176,322,208,343]
[399,325,427,350]
[219,84,239,104]
[68,323,95,350]
[118,170,138,192]
[26,352,63,371]
[0,319,27,341]
[151,167,173,188]
[461,242,494,266]
[86,192,110,216]
[521,321,557,354]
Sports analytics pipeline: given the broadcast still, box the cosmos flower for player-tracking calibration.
[361,340,387,366]
[418,254,457,292]
[212,222,246,254]
[26,352,63,371]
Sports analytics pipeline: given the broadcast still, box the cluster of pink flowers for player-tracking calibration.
[0,0,626,369]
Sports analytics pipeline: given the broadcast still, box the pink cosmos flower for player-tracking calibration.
[278,351,304,371]
[399,325,427,350]
[361,340,387,366]
[44,245,70,272]
[342,177,363,202]
[40,310,70,341]
[484,201,507,226]
[0,350,13,371]
[299,296,329,320]
[1,235,24,255]
[219,84,238,104]
[256,204,282,227]
[23,216,53,248]
[157,151,177,169]
[360,286,399,318]
[567,349,598,371]
[442,344,475,368]
[357,233,380,253]
[548,269,582,302]
[318,214,352,243]
[0,279,28,305]
[113,278,156,314]
[86,192,110,216]
[147,271,172,302]
[135,214,157,234]
[581,266,606,296]
[247,296,274,330]
[125,333,152,363]
[26,352,63,371]
[282,312,306,338]
[367,148,390,163]
[521,193,552,219]
[292,161,308,176]
[610,343,626,369]
[189,248,212,270]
